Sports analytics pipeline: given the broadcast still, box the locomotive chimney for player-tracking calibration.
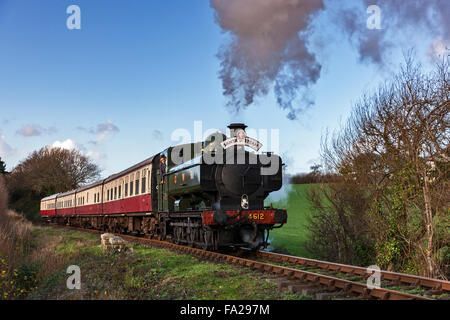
[228,123,247,138]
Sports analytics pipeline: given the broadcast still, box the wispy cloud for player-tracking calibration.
[93,121,120,142]
[16,124,57,137]
[76,120,120,143]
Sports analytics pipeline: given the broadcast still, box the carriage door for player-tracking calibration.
[157,149,169,212]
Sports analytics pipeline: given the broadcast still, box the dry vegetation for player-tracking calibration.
[0,176,32,298]
[0,175,68,299]
[0,176,32,270]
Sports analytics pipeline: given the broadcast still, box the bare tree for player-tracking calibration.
[308,55,449,277]
[6,147,101,220]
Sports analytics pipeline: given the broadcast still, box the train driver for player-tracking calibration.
[160,156,166,184]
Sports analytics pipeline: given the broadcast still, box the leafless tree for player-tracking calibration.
[308,55,449,278]
[6,147,101,220]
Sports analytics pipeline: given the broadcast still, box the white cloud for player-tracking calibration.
[51,139,80,151]
[50,138,107,167]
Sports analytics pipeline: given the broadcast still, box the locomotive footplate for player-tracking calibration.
[201,209,287,226]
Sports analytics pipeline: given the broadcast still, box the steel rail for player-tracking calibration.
[50,224,435,300]
[253,250,450,293]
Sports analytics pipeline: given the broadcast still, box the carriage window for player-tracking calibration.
[135,180,139,195]
[125,183,128,197]
[107,190,110,201]
[119,186,121,199]
[142,177,146,193]
[130,181,134,196]
[114,187,117,200]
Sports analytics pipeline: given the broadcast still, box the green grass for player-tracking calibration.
[265,184,315,258]
[26,226,312,300]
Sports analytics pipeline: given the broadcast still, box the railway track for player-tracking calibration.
[255,251,449,292]
[49,224,449,300]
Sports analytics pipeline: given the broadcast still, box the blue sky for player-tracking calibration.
[0,0,446,177]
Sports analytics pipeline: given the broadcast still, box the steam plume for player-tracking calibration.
[333,0,450,65]
[211,0,324,120]
[211,0,450,119]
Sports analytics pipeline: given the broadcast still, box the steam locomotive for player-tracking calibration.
[40,124,287,250]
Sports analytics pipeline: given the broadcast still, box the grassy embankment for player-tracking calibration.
[2,225,314,300]
[0,178,314,300]
[265,184,314,258]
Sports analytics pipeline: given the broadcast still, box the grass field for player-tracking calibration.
[3,225,313,300]
[265,184,314,258]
